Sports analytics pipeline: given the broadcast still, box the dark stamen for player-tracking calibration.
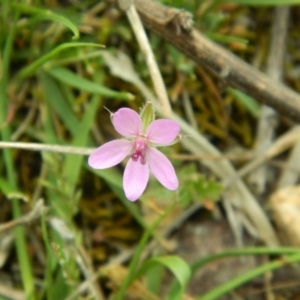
[131,150,146,164]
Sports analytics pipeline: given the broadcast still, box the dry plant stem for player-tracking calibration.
[171,152,253,161]
[278,137,300,187]
[182,91,198,129]
[127,0,300,122]
[226,127,300,187]
[249,7,289,193]
[177,133,278,246]
[264,271,275,300]
[11,98,37,141]
[73,246,104,300]
[0,284,25,300]
[277,11,300,188]
[0,200,46,234]
[2,124,297,199]
[0,141,94,155]
[0,142,253,160]
[125,4,172,117]
[0,232,14,268]
[0,141,253,162]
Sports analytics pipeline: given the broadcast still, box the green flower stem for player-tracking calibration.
[114,201,177,300]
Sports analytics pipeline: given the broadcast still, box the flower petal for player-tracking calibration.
[146,119,180,145]
[147,147,178,190]
[113,108,142,137]
[123,159,149,201]
[88,139,132,169]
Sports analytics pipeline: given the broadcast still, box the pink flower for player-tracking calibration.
[88,107,180,201]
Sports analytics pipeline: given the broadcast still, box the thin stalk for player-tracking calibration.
[0,141,94,155]
[126,4,172,117]
[199,252,300,300]
[192,247,300,271]
[114,202,177,300]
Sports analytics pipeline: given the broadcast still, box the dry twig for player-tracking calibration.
[226,127,300,187]
[107,0,300,122]
[0,284,25,300]
[249,6,290,193]
[123,2,172,116]
[0,199,46,233]
[0,141,93,155]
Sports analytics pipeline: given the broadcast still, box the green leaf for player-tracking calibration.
[41,73,79,136]
[0,177,29,202]
[47,67,135,100]
[62,94,101,189]
[145,265,164,295]
[18,42,104,78]
[206,33,248,45]
[177,164,223,205]
[11,3,80,39]
[228,88,260,117]
[194,176,223,201]
[140,101,155,132]
[135,256,191,300]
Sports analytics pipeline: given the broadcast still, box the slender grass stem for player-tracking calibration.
[199,252,300,300]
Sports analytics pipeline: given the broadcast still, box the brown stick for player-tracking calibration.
[111,0,300,122]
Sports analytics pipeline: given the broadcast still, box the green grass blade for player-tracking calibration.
[63,94,100,189]
[11,2,80,39]
[168,247,300,298]
[136,256,191,300]
[199,252,300,300]
[0,177,29,202]
[191,247,300,271]
[47,67,135,100]
[18,42,104,78]
[228,88,260,117]
[0,6,34,299]
[41,73,79,135]
[206,33,248,45]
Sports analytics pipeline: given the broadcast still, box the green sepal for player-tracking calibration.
[140,101,155,133]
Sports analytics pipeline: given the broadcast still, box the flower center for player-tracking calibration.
[131,137,147,165]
